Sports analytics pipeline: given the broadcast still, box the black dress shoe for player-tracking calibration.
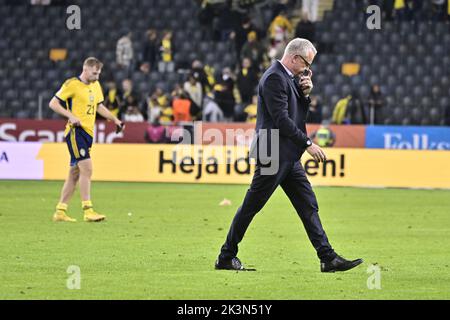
[321,255,363,273]
[215,257,245,270]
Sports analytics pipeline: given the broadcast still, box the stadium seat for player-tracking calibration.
[429,107,441,125]
[23,90,36,102]
[359,85,370,99]
[395,86,406,101]
[0,69,8,79]
[5,89,18,100]
[368,75,380,87]
[16,80,29,91]
[393,107,404,124]
[402,96,413,108]
[350,75,362,87]
[137,81,151,94]
[412,86,425,99]
[396,65,407,78]
[433,45,445,56]
[324,84,336,97]
[420,97,432,109]
[421,75,433,88]
[421,117,431,126]
[401,117,411,126]
[429,84,440,99]
[439,97,450,110]
[149,72,162,83]
[25,101,39,116]
[332,74,343,87]
[33,80,47,92]
[340,84,351,97]
[411,107,423,125]
[404,75,415,89]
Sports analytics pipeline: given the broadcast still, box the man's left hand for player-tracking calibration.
[299,75,313,96]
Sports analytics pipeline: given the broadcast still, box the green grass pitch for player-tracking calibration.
[0,180,449,299]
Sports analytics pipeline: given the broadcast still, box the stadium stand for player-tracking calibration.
[0,0,449,125]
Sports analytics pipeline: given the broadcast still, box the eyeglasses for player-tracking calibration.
[295,54,311,69]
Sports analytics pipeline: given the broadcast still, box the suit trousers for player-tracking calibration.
[219,160,337,262]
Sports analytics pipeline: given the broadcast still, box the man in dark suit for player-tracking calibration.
[215,38,363,273]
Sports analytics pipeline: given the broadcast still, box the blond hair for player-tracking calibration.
[83,57,103,69]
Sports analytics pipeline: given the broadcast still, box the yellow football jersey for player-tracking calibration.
[55,77,104,137]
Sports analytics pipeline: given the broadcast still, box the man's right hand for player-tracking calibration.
[68,116,81,127]
[306,143,327,163]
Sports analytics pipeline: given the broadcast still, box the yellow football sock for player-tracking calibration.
[82,200,93,211]
[56,202,68,212]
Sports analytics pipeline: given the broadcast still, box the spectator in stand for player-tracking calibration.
[271,0,290,20]
[183,74,203,117]
[267,10,292,65]
[213,2,241,42]
[243,95,258,124]
[191,60,212,93]
[101,80,122,120]
[140,29,159,74]
[268,9,293,49]
[145,117,167,143]
[214,67,236,122]
[432,0,447,20]
[148,87,173,123]
[116,30,134,74]
[231,15,260,59]
[142,93,161,124]
[332,95,352,124]
[203,92,224,122]
[203,64,216,92]
[236,57,259,105]
[295,11,316,43]
[368,84,384,125]
[302,0,319,22]
[394,0,407,21]
[346,91,367,124]
[119,79,140,120]
[198,0,215,40]
[172,92,192,123]
[405,0,422,21]
[383,0,395,20]
[307,95,322,124]
[448,0,450,21]
[122,91,144,123]
[158,30,175,73]
[240,31,265,71]
[267,39,288,65]
[160,105,174,124]
[122,104,145,123]
[152,87,169,109]
[171,83,184,98]
[143,86,174,124]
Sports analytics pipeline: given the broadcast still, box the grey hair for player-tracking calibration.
[283,38,317,57]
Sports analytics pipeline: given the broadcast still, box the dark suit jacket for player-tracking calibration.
[250,60,311,163]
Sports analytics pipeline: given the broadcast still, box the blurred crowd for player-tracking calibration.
[107,0,450,127]
[109,0,315,125]
[98,0,450,126]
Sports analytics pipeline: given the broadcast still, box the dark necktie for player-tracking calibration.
[292,75,301,91]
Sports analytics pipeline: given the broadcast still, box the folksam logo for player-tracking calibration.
[366,126,450,150]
